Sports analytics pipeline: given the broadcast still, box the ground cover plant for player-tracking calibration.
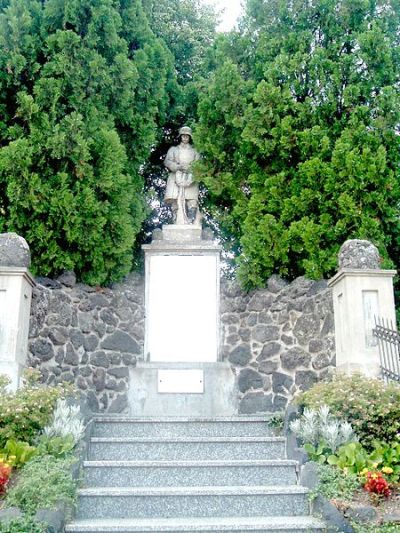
[293,373,400,530]
[0,517,45,533]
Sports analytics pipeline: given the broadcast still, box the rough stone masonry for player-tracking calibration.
[28,269,335,414]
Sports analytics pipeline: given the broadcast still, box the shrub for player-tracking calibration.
[0,373,74,448]
[5,455,77,515]
[297,373,400,448]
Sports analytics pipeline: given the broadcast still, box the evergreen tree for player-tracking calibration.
[0,0,174,284]
[196,0,400,289]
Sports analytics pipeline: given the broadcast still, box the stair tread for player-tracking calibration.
[78,485,308,496]
[83,459,297,467]
[93,416,272,422]
[91,436,284,443]
[66,516,325,531]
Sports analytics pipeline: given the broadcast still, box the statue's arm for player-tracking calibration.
[164,147,179,172]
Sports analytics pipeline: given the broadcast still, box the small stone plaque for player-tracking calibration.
[158,369,204,393]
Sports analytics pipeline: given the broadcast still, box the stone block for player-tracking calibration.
[239,392,273,414]
[238,368,263,393]
[30,338,54,362]
[267,275,288,293]
[228,344,251,366]
[257,342,281,361]
[272,372,294,394]
[293,314,320,344]
[57,270,76,287]
[0,232,30,267]
[252,325,280,343]
[89,351,109,368]
[295,370,318,391]
[248,291,274,311]
[100,330,140,354]
[0,507,23,522]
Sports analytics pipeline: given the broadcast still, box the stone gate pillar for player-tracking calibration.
[328,240,396,377]
[0,233,35,390]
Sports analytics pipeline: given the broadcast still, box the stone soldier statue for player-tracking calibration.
[164,126,201,225]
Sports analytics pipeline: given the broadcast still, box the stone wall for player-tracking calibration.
[220,275,335,414]
[28,271,335,413]
[28,272,144,413]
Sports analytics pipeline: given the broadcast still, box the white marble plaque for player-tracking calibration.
[158,369,204,393]
[146,254,218,362]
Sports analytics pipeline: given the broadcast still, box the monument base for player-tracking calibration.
[128,362,238,417]
[162,224,202,241]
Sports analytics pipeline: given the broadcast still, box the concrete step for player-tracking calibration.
[89,437,286,461]
[76,486,310,520]
[83,459,298,487]
[92,417,274,438]
[66,516,326,532]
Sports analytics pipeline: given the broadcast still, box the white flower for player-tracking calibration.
[339,421,356,444]
[43,399,85,444]
[318,404,331,426]
[320,420,341,452]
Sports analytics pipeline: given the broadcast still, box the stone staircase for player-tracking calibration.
[66,417,326,533]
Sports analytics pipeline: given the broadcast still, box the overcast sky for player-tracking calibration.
[202,0,243,32]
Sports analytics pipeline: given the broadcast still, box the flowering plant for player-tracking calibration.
[290,405,357,462]
[363,470,391,499]
[0,459,12,494]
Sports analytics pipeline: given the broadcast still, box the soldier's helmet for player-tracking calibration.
[178,126,192,138]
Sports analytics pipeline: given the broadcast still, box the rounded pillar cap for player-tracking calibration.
[339,239,380,270]
[0,232,31,268]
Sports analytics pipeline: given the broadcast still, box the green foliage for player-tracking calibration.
[5,455,77,515]
[267,414,284,434]
[195,0,400,288]
[36,434,75,458]
[368,440,400,483]
[0,0,175,284]
[327,442,372,474]
[0,440,37,468]
[142,0,217,85]
[297,373,400,448]
[0,518,45,533]
[0,373,73,448]
[311,463,360,501]
[303,442,332,464]
[351,518,400,533]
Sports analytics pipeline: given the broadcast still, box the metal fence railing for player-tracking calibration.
[373,317,400,383]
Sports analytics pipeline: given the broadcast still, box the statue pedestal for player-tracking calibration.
[162,224,202,242]
[142,226,221,362]
[131,225,236,415]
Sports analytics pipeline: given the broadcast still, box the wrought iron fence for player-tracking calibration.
[373,317,400,383]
